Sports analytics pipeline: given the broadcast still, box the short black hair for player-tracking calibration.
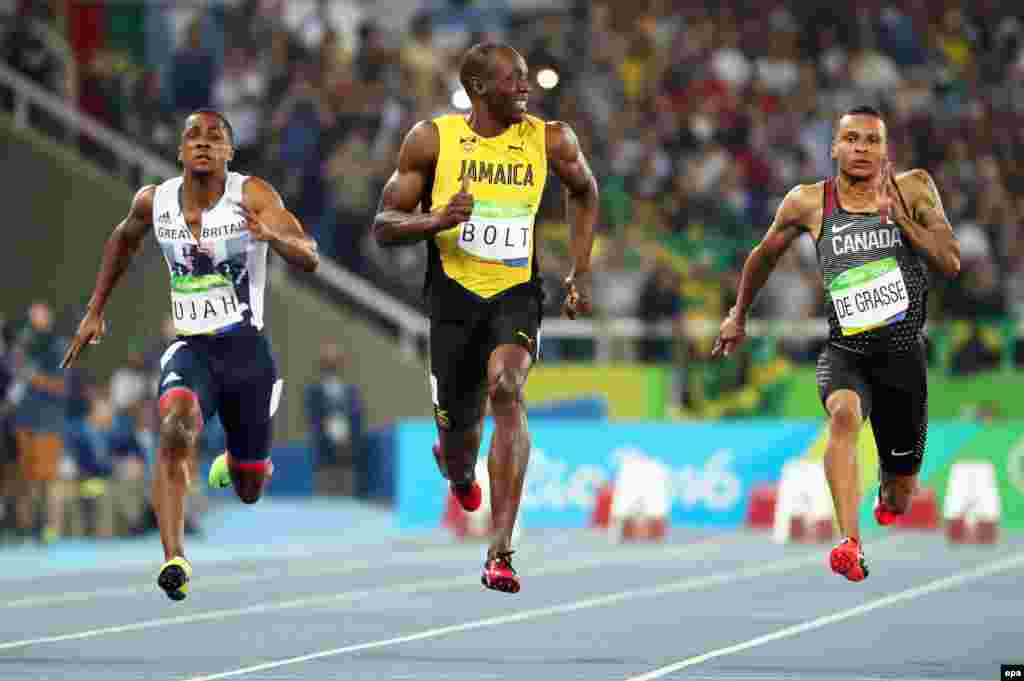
[459,42,501,94]
[843,105,884,120]
[834,105,886,139]
[184,109,234,144]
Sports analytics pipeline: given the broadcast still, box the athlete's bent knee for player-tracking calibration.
[488,369,525,408]
[159,412,200,454]
[827,400,861,437]
[158,389,202,454]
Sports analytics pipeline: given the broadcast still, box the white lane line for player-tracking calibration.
[663,676,987,681]
[623,550,1024,681]
[0,547,476,609]
[0,530,712,609]
[0,535,731,650]
[175,550,833,681]
[0,532,725,610]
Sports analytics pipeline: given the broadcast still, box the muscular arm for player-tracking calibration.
[372,121,443,247]
[894,170,961,278]
[731,185,816,322]
[243,177,319,272]
[86,185,154,314]
[546,121,599,276]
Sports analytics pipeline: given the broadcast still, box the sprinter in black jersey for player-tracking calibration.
[713,106,960,582]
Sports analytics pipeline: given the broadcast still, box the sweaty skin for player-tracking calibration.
[63,112,318,564]
[712,113,959,546]
[372,45,599,564]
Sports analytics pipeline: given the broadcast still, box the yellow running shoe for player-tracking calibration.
[208,452,231,489]
[157,556,193,601]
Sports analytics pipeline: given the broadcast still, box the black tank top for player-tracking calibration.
[816,177,928,355]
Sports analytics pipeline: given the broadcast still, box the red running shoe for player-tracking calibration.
[482,551,520,593]
[451,479,482,512]
[874,491,899,526]
[830,537,869,582]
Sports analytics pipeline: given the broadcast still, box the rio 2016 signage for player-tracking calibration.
[396,421,822,530]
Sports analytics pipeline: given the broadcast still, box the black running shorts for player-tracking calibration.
[816,340,928,476]
[157,327,281,462]
[428,284,541,432]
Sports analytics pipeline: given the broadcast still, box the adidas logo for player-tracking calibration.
[161,372,182,387]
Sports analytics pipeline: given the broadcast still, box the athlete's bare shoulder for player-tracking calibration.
[377,120,441,217]
[893,168,935,199]
[398,119,440,172]
[544,120,578,159]
[112,184,157,243]
[774,182,823,234]
[241,175,284,210]
[128,185,157,223]
[544,120,596,194]
[892,167,949,228]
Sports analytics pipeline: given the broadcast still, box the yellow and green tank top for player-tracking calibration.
[427,113,548,299]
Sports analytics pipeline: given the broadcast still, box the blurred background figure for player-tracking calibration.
[0,317,17,541]
[107,349,150,535]
[10,302,67,544]
[305,342,364,497]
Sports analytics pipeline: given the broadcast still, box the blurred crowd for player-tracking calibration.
[3,0,1024,373]
[0,301,366,543]
[0,302,185,544]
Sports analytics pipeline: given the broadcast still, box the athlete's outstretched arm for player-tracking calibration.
[62,185,154,368]
[373,121,464,246]
[712,185,813,358]
[886,167,960,278]
[547,121,599,319]
[239,177,319,272]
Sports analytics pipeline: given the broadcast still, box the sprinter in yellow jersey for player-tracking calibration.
[373,43,599,593]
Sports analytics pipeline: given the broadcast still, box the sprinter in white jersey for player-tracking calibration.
[62,110,319,601]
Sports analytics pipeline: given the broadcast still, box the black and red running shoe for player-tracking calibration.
[482,551,520,593]
[433,442,482,512]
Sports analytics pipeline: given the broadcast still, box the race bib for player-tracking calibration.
[170,274,245,336]
[829,257,908,336]
[456,201,533,267]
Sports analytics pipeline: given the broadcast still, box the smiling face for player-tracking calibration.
[831,114,888,180]
[178,111,234,177]
[477,47,531,125]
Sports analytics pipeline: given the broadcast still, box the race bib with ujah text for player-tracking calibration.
[170,274,245,335]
